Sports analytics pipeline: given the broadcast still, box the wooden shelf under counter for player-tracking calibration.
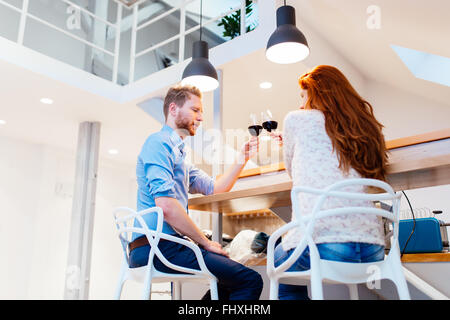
[243,252,450,267]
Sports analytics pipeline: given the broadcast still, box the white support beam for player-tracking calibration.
[211,69,223,244]
[64,122,101,300]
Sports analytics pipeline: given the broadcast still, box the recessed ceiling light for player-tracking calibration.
[259,82,272,89]
[108,149,119,155]
[40,98,54,104]
[0,120,6,125]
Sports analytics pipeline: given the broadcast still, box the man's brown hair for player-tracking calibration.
[163,85,202,120]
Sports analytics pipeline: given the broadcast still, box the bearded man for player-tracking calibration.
[129,85,262,300]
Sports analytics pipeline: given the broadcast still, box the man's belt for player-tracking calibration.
[128,233,186,253]
[128,236,150,252]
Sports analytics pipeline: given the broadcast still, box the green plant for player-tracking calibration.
[218,0,256,39]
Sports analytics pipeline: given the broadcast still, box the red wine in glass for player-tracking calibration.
[248,124,263,136]
[262,120,278,132]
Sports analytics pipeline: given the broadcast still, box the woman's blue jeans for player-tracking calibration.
[274,242,385,300]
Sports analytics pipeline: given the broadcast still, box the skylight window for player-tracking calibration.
[391,44,450,87]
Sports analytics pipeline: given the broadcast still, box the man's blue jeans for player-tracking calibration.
[274,242,385,300]
[129,235,263,300]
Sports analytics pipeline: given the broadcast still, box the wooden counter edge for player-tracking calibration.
[244,252,450,267]
[400,252,450,263]
[386,128,450,150]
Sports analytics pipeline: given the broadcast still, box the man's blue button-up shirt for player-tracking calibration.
[134,125,214,239]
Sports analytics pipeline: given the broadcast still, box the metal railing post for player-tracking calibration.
[17,0,29,45]
[113,4,123,84]
[129,5,138,84]
[178,1,186,63]
[240,0,246,37]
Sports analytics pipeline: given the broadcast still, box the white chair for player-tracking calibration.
[266,178,411,300]
[113,206,218,300]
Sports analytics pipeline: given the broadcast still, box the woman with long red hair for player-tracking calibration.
[272,65,388,300]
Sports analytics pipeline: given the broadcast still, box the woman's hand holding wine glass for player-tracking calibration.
[269,131,283,147]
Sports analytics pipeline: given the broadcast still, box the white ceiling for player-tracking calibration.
[0,0,449,170]
[292,0,450,106]
[0,59,159,167]
[219,0,450,144]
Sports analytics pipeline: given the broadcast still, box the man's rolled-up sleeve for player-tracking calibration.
[188,164,215,195]
[141,139,177,199]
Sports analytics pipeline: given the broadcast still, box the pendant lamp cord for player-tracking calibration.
[200,0,203,41]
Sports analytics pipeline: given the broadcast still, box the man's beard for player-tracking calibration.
[175,114,196,136]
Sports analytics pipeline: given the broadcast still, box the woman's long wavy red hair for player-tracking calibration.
[298,65,388,181]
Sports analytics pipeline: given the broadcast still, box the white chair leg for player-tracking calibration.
[269,280,279,300]
[395,280,411,300]
[114,263,127,300]
[142,269,153,300]
[114,278,125,300]
[394,268,411,300]
[210,280,219,300]
[173,281,182,300]
[142,278,153,300]
[347,284,359,300]
[310,272,324,300]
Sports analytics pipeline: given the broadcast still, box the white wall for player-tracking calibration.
[0,135,44,299]
[0,133,145,299]
[366,80,450,140]
[366,80,450,224]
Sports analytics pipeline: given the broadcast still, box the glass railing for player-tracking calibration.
[0,0,259,85]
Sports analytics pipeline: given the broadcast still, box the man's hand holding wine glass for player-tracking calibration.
[241,136,259,163]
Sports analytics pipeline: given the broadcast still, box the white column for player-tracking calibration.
[211,70,223,244]
[64,122,101,300]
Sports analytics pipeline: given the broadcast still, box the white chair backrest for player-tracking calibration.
[113,206,164,265]
[279,178,402,275]
[113,207,214,277]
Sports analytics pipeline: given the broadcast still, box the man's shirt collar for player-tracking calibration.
[162,124,185,153]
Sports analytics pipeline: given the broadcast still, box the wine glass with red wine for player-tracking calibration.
[262,109,278,133]
[248,113,263,137]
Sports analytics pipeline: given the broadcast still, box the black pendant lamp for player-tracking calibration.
[181,0,219,92]
[266,2,310,64]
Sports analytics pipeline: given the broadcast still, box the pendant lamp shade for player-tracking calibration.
[181,41,219,92]
[266,5,310,64]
